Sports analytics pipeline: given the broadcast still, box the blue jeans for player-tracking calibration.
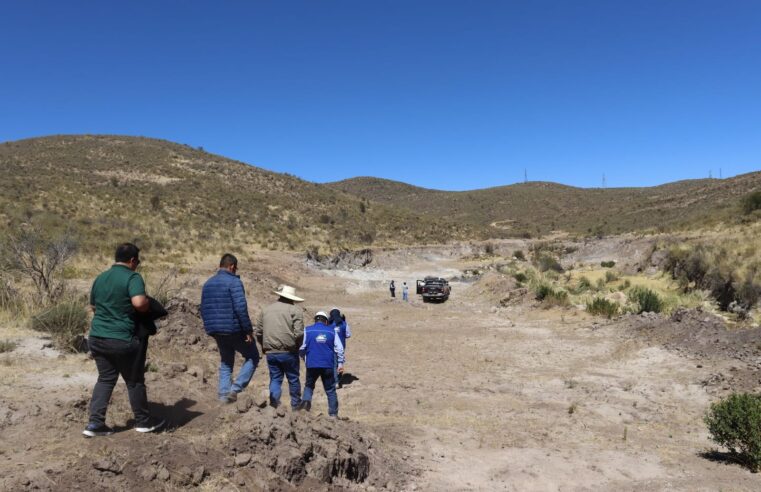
[303,367,338,416]
[213,333,259,399]
[266,352,301,409]
[402,291,408,301]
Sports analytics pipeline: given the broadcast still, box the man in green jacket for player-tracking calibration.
[83,243,165,437]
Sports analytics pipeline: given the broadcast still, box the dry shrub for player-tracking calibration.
[30,299,89,352]
[586,297,619,318]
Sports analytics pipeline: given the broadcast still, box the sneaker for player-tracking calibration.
[135,417,166,433]
[225,392,238,403]
[299,400,311,412]
[82,423,114,437]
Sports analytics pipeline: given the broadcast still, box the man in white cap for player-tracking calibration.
[255,285,305,410]
[299,311,344,417]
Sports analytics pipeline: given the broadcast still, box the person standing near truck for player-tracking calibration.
[402,282,409,302]
[389,280,396,298]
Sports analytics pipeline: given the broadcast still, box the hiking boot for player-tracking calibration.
[225,392,238,404]
[299,400,311,412]
[135,417,166,433]
[269,396,280,408]
[82,423,114,437]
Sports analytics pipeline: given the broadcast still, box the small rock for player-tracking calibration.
[255,390,269,408]
[139,466,157,482]
[235,453,252,467]
[276,406,287,418]
[236,397,253,413]
[156,467,171,481]
[92,457,120,474]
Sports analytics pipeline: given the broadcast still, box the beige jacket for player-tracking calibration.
[255,300,304,354]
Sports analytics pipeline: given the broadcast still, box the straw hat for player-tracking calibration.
[274,285,304,302]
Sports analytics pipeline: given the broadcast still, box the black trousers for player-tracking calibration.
[88,336,150,426]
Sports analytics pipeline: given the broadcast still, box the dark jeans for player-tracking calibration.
[88,336,150,427]
[266,352,301,408]
[303,367,338,416]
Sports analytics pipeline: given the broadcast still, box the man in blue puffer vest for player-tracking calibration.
[200,254,259,403]
[299,311,344,417]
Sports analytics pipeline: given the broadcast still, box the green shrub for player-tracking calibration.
[30,300,89,352]
[586,297,619,318]
[513,250,526,261]
[618,279,631,291]
[628,286,663,314]
[534,283,569,307]
[742,191,761,215]
[513,272,528,283]
[601,260,616,268]
[705,393,761,472]
[605,270,619,283]
[577,276,592,292]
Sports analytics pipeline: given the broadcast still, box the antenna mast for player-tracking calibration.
[602,173,606,189]
[524,168,527,184]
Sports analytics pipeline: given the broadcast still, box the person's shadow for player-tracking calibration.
[148,398,203,429]
[339,373,360,386]
[108,399,203,433]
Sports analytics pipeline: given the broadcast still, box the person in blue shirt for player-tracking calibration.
[299,311,344,417]
[329,308,351,388]
[200,254,259,403]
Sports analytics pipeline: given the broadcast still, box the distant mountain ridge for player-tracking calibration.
[0,135,757,256]
[0,135,479,254]
[328,172,761,236]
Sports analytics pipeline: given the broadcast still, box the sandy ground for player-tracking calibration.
[1,245,759,490]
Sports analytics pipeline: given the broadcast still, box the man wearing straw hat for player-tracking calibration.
[256,285,305,410]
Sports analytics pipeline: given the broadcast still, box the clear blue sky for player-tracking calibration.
[1,1,759,190]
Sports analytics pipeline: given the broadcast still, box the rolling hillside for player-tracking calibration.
[328,173,761,236]
[0,135,481,255]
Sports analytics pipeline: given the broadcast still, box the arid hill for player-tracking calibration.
[328,173,761,236]
[0,135,480,254]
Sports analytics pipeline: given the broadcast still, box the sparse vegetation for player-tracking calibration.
[628,286,663,314]
[705,393,761,472]
[534,282,569,307]
[29,299,89,352]
[513,250,525,261]
[0,226,77,305]
[601,261,616,268]
[537,254,564,273]
[586,297,619,318]
[742,191,761,215]
[0,340,17,353]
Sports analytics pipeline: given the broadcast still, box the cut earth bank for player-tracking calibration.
[1,239,760,491]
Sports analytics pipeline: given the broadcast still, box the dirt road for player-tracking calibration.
[1,247,758,491]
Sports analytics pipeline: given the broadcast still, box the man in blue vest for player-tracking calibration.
[200,253,259,403]
[299,311,344,417]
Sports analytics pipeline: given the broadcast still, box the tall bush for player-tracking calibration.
[705,393,761,472]
[742,191,761,215]
[586,297,619,318]
[628,286,663,313]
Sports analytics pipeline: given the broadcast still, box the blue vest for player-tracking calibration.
[303,322,337,369]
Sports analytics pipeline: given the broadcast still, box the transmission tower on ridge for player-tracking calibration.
[524,168,527,183]
[602,173,606,189]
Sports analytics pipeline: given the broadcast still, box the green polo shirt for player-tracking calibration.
[89,264,146,341]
